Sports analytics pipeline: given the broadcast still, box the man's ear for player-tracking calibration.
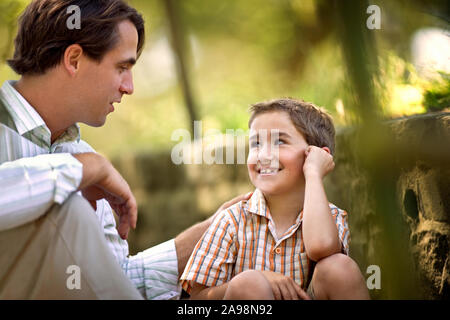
[63,44,83,76]
[322,147,331,154]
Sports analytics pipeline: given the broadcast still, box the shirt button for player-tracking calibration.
[275,247,282,254]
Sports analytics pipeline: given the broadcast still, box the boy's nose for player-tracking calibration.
[258,144,279,166]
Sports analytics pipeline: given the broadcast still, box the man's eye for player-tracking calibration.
[118,66,128,73]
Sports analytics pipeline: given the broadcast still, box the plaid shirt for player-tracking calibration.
[181,188,349,294]
[0,80,180,299]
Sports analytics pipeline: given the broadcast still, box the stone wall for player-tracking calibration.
[113,112,449,299]
[327,112,450,299]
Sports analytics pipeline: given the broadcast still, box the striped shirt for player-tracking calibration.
[0,80,180,299]
[180,188,349,294]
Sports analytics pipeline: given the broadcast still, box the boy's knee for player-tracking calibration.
[224,270,273,300]
[313,253,370,300]
[315,253,363,284]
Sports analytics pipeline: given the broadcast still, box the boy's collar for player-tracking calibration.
[246,189,271,219]
[245,188,304,225]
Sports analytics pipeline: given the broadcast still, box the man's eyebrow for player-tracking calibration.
[117,58,136,66]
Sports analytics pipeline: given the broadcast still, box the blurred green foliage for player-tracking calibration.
[0,0,448,157]
[0,0,27,61]
[423,72,450,112]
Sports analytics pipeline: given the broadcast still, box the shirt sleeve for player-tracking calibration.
[0,153,83,231]
[180,207,239,294]
[330,204,350,255]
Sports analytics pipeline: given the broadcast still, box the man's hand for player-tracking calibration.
[73,153,137,240]
[207,192,253,224]
[303,146,335,179]
[261,270,311,300]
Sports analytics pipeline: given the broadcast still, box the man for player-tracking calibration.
[0,0,247,299]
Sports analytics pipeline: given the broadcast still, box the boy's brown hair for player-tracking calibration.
[8,0,145,75]
[248,98,336,155]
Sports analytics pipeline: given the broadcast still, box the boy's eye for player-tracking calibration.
[250,140,259,148]
[274,139,285,145]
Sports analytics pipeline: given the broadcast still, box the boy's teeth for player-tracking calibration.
[260,168,278,174]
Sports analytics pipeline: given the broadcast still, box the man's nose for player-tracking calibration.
[120,72,134,95]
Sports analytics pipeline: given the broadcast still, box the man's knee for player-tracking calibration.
[224,270,273,300]
[50,194,99,230]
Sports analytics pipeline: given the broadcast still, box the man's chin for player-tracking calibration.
[82,117,107,127]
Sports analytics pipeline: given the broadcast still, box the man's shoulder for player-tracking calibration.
[75,139,96,153]
[59,138,97,154]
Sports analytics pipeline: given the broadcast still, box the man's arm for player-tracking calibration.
[0,152,137,239]
[0,153,83,232]
[174,192,252,278]
[189,282,229,300]
[302,146,341,262]
[73,152,137,240]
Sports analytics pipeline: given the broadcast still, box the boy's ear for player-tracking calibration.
[322,147,331,154]
[63,44,84,76]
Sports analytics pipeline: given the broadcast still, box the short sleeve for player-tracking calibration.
[180,207,240,294]
[329,204,350,255]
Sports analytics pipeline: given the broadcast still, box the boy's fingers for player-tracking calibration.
[284,283,299,300]
[295,285,311,300]
[272,285,282,300]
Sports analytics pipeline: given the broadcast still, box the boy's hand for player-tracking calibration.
[303,146,335,179]
[261,271,311,300]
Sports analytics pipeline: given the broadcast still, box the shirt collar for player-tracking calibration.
[245,188,304,225]
[0,80,80,148]
[246,188,271,219]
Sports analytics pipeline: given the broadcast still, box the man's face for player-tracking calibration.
[75,20,138,127]
[247,111,308,197]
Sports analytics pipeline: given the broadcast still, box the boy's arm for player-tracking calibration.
[302,146,342,262]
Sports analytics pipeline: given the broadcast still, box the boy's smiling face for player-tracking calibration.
[247,110,308,197]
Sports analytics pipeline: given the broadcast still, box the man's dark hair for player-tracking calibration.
[7,0,145,75]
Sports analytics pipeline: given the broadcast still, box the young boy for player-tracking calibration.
[180,98,369,300]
